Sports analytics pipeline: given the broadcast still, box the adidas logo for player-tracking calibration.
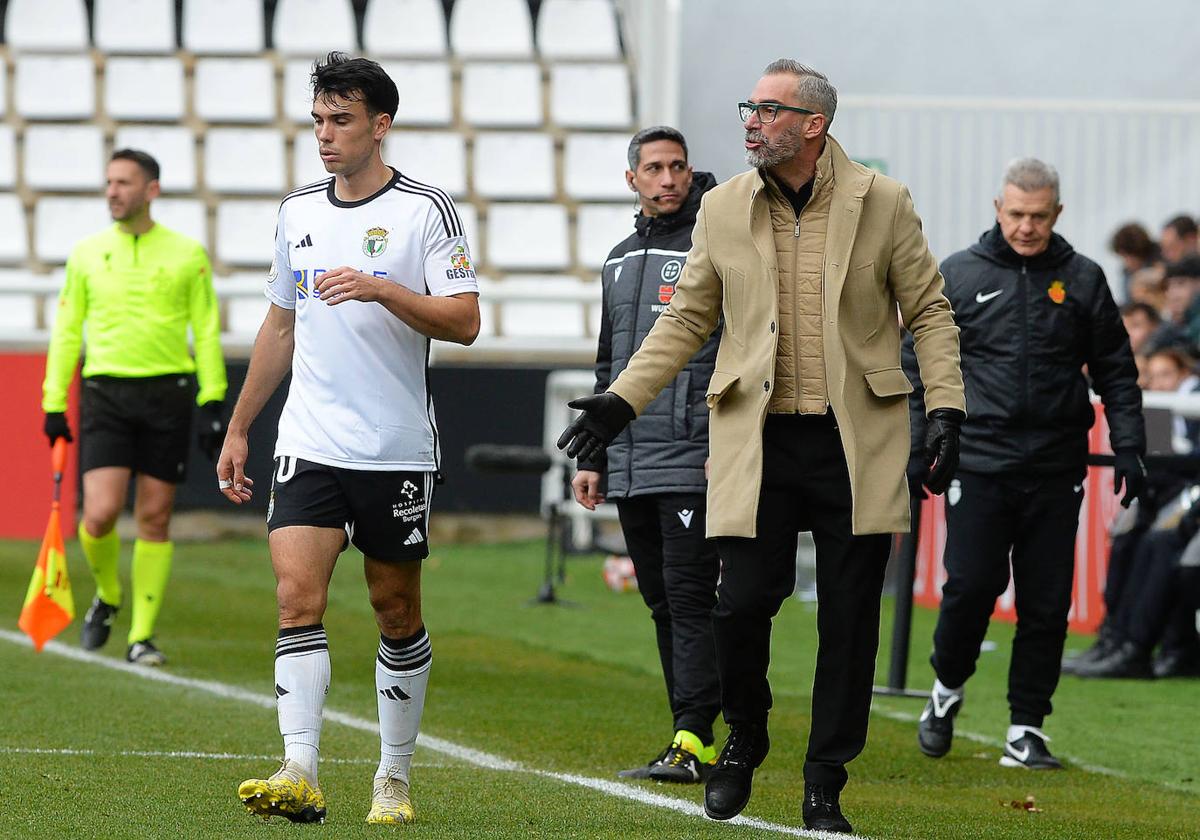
[379,684,411,701]
[403,528,425,546]
[294,233,314,248]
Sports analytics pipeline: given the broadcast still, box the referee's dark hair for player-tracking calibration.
[627,126,688,171]
[110,148,160,182]
[311,51,399,121]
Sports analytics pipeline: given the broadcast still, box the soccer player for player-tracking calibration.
[217,53,479,825]
[42,148,227,666]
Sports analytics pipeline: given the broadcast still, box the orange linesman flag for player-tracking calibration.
[19,438,75,650]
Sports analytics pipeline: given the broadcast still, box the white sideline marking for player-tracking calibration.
[0,631,861,839]
[0,746,442,767]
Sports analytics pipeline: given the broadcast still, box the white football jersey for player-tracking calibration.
[265,168,478,471]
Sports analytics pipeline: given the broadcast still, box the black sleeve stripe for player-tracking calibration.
[395,175,463,238]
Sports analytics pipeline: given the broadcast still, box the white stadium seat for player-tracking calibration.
[283,59,316,124]
[483,275,597,337]
[42,270,66,328]
[0,57,7,116]
[274,0,357,56]
[183,0,265,54]
[95,0,175,53]
[564,133,633,200]
[0,127,15,189]
[550,64,631,128]
[153,198,209,250]
[456,202,480,257]
[449,0,533,58]
[216,200,279,266]
[384,132,466,197]
[486,204,569,270]
[24,125,104,191]
[364,0,447,57]
[536,0,621,60]
[576,204,636,269]
[105,57,185,121]
[292,132,330,190]
[194,58,276,123]
[223,283,272,337]
[0,195,30,263]
[0,293,40,332]
[4,0,89,51]
[385,62,453,126]
[16,55,95,120]
[461,63,542,127]
[473,133,555,200]
[205,129,287,194]
[113,126,197,193]
[35,198,110,263]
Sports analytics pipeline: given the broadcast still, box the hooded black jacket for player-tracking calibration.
[581,171,720,497]
[906,223,1144,476]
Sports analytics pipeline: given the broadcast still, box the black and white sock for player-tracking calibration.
[275,624,330,783]
[375,626,432,782]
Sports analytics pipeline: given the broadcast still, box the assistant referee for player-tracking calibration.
[42,149,227,666]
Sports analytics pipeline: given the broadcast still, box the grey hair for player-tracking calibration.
[761,59,837,126]
[627,125,688,171]
[1000,157,1060,203]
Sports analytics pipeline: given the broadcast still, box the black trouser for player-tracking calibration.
[713,413,891,792]
[1117,529,1200,654]
[615,492,721,745]
[932,470,1083,727]
[1103,527,1146,628]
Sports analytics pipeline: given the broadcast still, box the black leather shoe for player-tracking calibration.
[802,783,853,834]
[703,723,769,821]
[1153,648,1200,678]
[1074,640,1153,679]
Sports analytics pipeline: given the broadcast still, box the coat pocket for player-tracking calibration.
[705,370,740,408]
[863,366,913,398]
[722,267,745,343]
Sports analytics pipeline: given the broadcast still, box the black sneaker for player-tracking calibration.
[1073,640,1153,679]
[999,728,1063,770]
[703,723,769,821]
[1153,648,1200,679]
[917,686,963,757]
[616,745,670,779]
[1061,630,1116,674]
[648,742,714,784]
[802,783,853,834]
[80,597,119,650]
[126,638,166,667]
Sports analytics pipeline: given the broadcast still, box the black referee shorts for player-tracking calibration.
[266,455,435,562]
[79,374,194,483]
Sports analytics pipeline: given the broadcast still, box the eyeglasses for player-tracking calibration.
[738,101,815,124]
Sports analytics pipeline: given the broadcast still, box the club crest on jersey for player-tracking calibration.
[446,245,476,280]
[363,226,389,258]
[1048,279,1066,304]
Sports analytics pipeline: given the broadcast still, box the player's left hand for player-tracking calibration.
[315,266,386,305]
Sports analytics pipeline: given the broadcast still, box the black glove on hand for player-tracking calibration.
[44,412,73,447]
[923,408,964,496]
[1113,449,1146,508]
[556,393,636,464]
[197,401,227,462]
[906,453,928,500]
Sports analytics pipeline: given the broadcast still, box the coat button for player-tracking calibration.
[769,321,776,333]
[763,381,770,392]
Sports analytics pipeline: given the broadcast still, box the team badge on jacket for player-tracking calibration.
[363,226,389,257]
[1048,279,1066,304]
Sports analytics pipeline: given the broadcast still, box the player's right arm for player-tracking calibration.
[41,249,89,414]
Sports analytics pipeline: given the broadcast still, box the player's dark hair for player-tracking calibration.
[627,126,688,170]
[311,51,398,120]
[110,148,160,182]
[1164,214,1198,239]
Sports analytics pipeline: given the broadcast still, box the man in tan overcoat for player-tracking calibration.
[559,60,965,834]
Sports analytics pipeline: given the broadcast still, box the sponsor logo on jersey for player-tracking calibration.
[445,245,477,280]
[660,259,682,282]
[293,270,308,299]
[659,284,676,304]
[363,226,389,257]
[1048,279,1066,304]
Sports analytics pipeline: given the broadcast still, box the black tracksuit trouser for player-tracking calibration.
[932,470,1083,727]
[713,413,892,792]
[615,492,722,745]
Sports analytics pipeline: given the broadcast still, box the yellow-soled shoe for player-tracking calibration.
[238,759,327,823]
[366,766,415,824]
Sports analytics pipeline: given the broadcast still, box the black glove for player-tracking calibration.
[923,408,964,496]
[196,401,227,462]
[555,393,636,465]
[44,412,73,447]
[906,453,928,500]
[1113,449,1146,508]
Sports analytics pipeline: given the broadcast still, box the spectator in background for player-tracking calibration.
[1110,222,1160,301]
[1145,347,1200,452]
[1128,265,1166,311]
[1120,302,1190,358]
[1160,214,1198,264]
[1161,257,1200,346]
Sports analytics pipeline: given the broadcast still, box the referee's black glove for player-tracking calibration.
[923,408,964,496]
[1113,449,1146,508]
[556,393,635,465]
[197,401,227,462]
[43,412,73,447]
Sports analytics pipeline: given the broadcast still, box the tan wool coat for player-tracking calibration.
[608,136,965,537]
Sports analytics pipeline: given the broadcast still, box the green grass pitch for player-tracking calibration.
[1,537,1198,839]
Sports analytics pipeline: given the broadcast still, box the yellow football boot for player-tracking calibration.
[366,766,415,825]
[238,759,327,823]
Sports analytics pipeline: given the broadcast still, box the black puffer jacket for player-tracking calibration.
[907,223,1144,476]
[582,172,720,497]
